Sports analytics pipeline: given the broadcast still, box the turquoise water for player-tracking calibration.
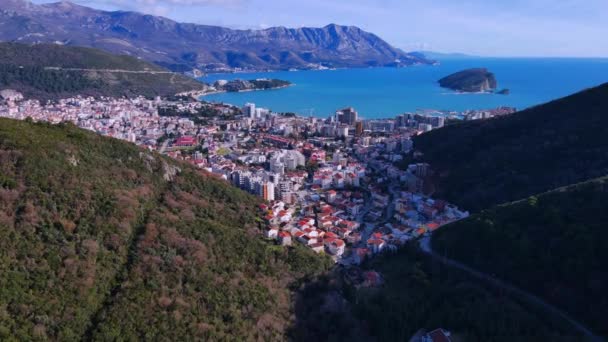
[200,58,608,119]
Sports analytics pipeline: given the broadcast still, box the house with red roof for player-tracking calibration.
[324,231,338,240]
[278,231,292,246]
[265,227,278,239]
[367,238,386,254]
[303,228,319,238]
[310,242,325,253]
[327,239,345,256]
[346,231,361,244]
[421,328,451,342]
[414,227,427,237]
[173,136,197,148]
[337,227,352,239]
[427,222,441,231]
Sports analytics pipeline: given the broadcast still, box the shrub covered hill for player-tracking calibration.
[0,43,204,101]
[433,177,608,337]
[413,82,608,212]
[410,83,608,339]
[0,117,330,340]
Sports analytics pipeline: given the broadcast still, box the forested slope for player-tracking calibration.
[0,118,329,341]
[433,177,608,337]
[0,43,204,100]
[413,82,608,211]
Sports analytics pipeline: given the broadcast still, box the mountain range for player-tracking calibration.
[0,0,433,72]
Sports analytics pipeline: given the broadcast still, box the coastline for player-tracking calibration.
[199,84,293,98]
[193,58,608,117]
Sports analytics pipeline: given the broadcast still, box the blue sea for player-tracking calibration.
[200,58,608,119]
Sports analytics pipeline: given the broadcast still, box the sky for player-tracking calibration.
[32,0,608,57]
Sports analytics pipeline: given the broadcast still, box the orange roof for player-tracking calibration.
[324,232,338,239]
[427,222,441,231]
[324,237,337,244]
[333,239,345,247]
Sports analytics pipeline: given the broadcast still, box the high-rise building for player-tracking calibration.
[270,159,285,175]
[335,107,358,126]
[418,123,433,132]
[337,125,349,137]
[430,116,445,128]
[262,182,275,202]
[243,103,256,118]
[355,121,364,136]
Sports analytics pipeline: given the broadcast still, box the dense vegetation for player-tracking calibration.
[218,78,291,92]
[158,104,238,123]
[292,245,578,341]
[0,118,330,340]
[413,82,608,211]
[0,43,166,71]
[0,43,204,100]
[433,177,608,337]
[249,79,291,90]
[0,64,102,99]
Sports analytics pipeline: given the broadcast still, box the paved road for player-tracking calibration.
[419,237,603,341]
[44,67,175,74]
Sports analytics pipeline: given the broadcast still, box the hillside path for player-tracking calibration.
[419,236,603,341]
[43,66,175,74]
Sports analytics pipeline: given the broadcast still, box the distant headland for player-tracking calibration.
[202,79,292,96]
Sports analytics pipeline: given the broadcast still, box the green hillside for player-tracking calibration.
[432,177,608,337]
[413,82,608,211]
[0,118,330,341]
[0,43,204,100]
[293,245,579,341]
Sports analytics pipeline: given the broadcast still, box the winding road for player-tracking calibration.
[43,66,175,74]
[419,236,603,341]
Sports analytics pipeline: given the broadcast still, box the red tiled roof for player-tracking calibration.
[427,329,451,342]
[367,239,384,245]
[427,222,441,231]
[324,232,338,239]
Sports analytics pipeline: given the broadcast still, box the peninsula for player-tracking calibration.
[439,68,497,93]
[205,78,292,95]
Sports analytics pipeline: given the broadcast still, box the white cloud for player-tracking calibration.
[92,0,244,5]
[76,0,245,15]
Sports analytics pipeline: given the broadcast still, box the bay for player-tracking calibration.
[200,58,608,119]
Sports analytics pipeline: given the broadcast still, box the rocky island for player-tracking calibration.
[439,68,497,93]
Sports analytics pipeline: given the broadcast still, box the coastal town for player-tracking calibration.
[0,90,514,265]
